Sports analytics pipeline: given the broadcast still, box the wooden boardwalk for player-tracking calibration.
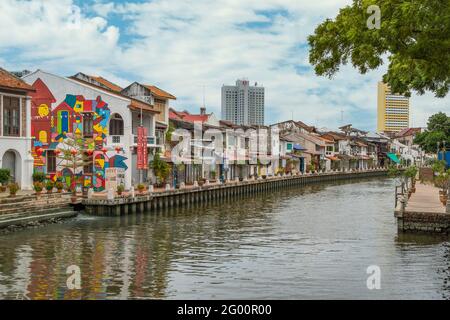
[405,183,446,214]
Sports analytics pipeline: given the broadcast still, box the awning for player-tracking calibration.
[386,152,400,164]
[326,155,340,161]
[293,144,306,151]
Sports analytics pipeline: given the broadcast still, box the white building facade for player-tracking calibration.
[0,68,35,190]
[221,79,264,126]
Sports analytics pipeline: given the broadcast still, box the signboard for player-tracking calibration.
[137,126,148,170]
[105,168,125,191]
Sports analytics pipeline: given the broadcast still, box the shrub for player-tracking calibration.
[45,180,54,191]
[117,184,124,195]
[0,168,10,185]
[33,181,44,193]
[55,181,64,191]
[32,172,46,183]
[8,183,19,196]
[137,183,145,192]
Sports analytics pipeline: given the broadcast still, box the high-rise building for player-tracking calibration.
[221,79,264,125]
[377,81,410,133]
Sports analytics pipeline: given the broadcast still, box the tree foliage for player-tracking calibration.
[308,0,450,97]
[414,112,450,153]
[151,152,170,184]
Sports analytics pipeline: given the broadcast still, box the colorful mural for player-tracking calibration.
[30,78,128,192]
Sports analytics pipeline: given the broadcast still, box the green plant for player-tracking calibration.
[432,160,447,175]
[117,184,125,195]
[387,165,401,179]
[137,183,145,193]
[0,168,11,185]
[45,180,54,192]
[8,182,19,196]
[32,172,46,183]
[151,152,170,185]
[33,181,44,193]
[55,181,64,191]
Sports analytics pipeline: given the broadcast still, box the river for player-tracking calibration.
[0,178,449,300]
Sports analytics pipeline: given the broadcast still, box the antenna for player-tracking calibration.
[202,85,206,108]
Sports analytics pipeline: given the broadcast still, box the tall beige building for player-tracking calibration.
[377,81,410,133]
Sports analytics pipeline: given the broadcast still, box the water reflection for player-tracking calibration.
[0,178,448,299]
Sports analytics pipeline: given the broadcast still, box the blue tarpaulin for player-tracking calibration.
[438,151,450,169]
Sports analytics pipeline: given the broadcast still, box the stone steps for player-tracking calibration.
[0,210,77,229]
[0,203,71,216]
[0,205,73,220]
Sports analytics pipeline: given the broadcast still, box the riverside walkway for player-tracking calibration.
[396,182,450,233]
[405,183,446,214]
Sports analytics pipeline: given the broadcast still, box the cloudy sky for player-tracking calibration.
[0,0,447,131]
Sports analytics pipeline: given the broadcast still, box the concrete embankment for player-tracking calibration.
[84,169,388,216]
[395,183,450,234]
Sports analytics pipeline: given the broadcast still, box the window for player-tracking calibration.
[110,114,124,135]
[83,113,94,137]
[3,96,20,136]
[83,152,93,174]
[47,150,57,173]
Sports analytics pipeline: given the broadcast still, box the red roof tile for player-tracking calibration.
[0,68,35,92]
[144,85,176,100]
[89,75,123,92]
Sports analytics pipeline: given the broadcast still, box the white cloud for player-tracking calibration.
[0,0,447,130]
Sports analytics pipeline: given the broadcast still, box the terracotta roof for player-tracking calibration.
[129,100,160,114]
[89,75,123,92]
[395,127,421,138]
[0,67,35,92]
[169,109,209,123]
[144,85,176,100]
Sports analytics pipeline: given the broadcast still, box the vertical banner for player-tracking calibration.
[137,126,148,170]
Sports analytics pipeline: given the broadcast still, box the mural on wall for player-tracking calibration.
[30,78,128,192]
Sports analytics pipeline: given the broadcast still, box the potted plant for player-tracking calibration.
[137,183,146,194]
[55,181,64,193]
[404,166,418,193]
[32,172,46,183]
[8,182,19,197]
[0,168,10,192]
[33,181,44,196]
[117,184,125,196]
[45,180,54,194]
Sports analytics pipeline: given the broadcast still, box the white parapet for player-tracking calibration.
[193,181,199,187]
[107,188,114,200]
[165,184,171,191]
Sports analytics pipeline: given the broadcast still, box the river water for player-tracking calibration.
[0,178,449,300]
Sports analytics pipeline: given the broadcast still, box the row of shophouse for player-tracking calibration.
[0,67,426,190]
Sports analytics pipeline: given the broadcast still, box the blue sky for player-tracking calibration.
[0,0,447,131]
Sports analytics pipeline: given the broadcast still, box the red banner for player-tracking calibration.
[137,126,148,170]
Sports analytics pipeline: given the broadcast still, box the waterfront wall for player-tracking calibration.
[396,211,450,233]
[83,169,388,216]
